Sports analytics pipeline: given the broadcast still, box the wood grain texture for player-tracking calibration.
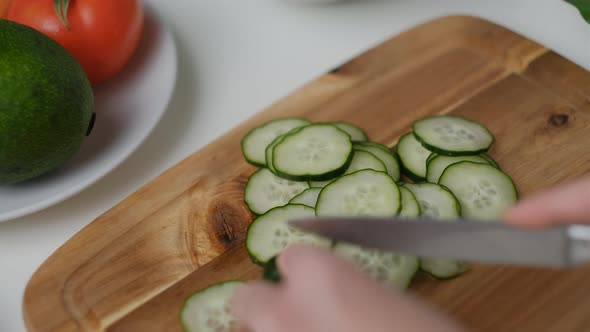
[22,15,590,332]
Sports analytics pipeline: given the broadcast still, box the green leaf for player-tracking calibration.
[566,0,590,24]
[53,0,71,29]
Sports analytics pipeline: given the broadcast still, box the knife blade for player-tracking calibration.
[288,217,590,268]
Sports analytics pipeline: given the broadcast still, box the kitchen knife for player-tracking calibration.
[288,217,590,268]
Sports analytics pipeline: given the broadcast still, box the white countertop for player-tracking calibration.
[1,0,588,331]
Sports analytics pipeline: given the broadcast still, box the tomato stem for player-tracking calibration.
[53,0,71,30]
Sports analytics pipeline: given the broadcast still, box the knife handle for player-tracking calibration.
[569,226,590,265]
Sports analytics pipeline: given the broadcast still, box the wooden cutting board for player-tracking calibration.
[23,15,590,332]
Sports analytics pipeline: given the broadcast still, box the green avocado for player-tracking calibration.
[0,19,94,185]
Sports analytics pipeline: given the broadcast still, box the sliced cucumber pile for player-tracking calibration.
[180,280,243,332]
[237,118,420,291]
[392,115,518,279]
[239,115,517,278]
[395,115,516,221]
[181,115,521,331]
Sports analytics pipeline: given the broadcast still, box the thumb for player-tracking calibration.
[503,176,590,227]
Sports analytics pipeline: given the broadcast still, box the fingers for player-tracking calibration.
[503,176,590,227]
[277,244,359,282]
[230,281,279,331]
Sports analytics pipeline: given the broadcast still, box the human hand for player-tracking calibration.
[503,175,590,227]
[230,244,466,332]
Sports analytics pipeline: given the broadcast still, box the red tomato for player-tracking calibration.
[0,1,11,18]
[7,0,144,85]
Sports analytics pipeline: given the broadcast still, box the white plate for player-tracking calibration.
[0,5,178,222]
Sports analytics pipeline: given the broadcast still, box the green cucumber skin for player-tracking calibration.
[418,259,470,280]
[243,169,263,216]
[480,153,501,169]
[400,167,425,182]
[426,152,438,165]
[429,152,500,169]
[265,135,285,173]
[241,117,311,167]
[398,184,423,217]
[425,155,490,184]
[242,149,266,168]
[329,121,369,142]
[353,142,401,181]
[272,151,354,182]
[413,130,491,156]
[396,132,427,181]
[266,127,306,173]
[263,256,282,283]
[355,141,392,153]
[411,115,495,157]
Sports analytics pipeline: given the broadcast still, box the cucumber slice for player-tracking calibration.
[180,280,242,332]
[419,259,469,280]
[353,142,401,181]
[244,168,309,215]
[439,161,518,220]
[426,155,490,183]
[413,115,494,156]
[288,187,322,208]
[309,150,387,188]
[330,121,368,142]
[396,132,431,181]
[316,169,401,217]
[333,242,419,288]
[480,153,500,169]
[246,204,330,264]
[403,183,460,219]
[241,117,311,167]
[272,124,353,181]
[399,186,421,218]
